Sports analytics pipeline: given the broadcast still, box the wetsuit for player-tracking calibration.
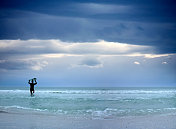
[29,81,37,95]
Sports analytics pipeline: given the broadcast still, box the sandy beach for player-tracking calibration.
[0,111,176,129]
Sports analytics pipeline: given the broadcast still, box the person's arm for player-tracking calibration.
[34,80,37,85]
[28,80,31,84]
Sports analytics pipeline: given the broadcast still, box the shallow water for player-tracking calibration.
[0,87,176,118]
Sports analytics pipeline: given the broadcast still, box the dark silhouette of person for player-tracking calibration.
[28,79,37,96]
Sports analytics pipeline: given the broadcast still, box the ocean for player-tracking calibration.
[0,87,176,119]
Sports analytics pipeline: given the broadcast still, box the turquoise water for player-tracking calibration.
[0,87,176,118]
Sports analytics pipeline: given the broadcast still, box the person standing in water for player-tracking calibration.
[28,78,37,96]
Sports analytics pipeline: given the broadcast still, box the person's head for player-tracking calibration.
[32,79,34,83]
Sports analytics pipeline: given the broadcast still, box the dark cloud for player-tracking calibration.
[1,0,175,22]
[0,60,28,70]
[0,59,48,70]
[0,0,176,53]
[80,57,102,67]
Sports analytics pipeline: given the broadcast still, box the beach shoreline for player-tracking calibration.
[0,87,176,129]
[0,111,176,129]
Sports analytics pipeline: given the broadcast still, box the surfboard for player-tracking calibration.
[29,78,37,82]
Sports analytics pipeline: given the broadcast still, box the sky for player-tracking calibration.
[0,0,176,87]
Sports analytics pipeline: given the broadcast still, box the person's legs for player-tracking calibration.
[30,90,33,96]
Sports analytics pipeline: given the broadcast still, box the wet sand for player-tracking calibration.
[0,111,176,129]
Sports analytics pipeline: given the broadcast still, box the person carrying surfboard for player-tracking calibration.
[28,78,37,96]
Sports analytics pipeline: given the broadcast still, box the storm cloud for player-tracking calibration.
[0,0,176,53]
